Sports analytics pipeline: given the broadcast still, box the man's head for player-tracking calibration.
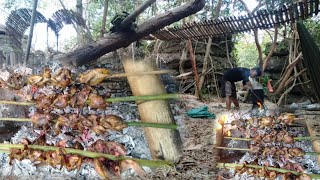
[250,67,262,78]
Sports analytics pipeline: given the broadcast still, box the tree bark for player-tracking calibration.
[100,0,109,38]
[121,0,156,28]
[273,53,302,95]
[254,29,263,69]
[24,0,38,66]
[57,0,205,67]
[76,0,84,46]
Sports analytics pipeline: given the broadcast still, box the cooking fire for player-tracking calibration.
[215,107,320,180]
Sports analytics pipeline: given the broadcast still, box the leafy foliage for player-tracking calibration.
[233,34,259,68]
[304,19,320,47]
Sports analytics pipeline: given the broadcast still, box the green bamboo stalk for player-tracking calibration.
[223,137,251,141]
[217,163,320,178]
[105,93,180,102]
[0,143,173,167]
[0,117,178,129]
[125,122,178,129]
[224,136,320,141]
[214,146,250,151]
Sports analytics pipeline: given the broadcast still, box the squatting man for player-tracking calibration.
[220,67,262,110]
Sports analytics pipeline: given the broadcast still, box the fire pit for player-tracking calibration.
[215,106,320,179]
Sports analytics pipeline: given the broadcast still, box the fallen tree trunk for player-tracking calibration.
[57,0,205,67]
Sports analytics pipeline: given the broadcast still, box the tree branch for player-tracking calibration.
[57,0,206,66]
[263,25,278,71]
[120,0,156,28]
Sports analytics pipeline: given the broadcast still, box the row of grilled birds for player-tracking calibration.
[220,113,315,180]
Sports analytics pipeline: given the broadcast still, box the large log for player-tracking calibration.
[57,0,205,67]
[123,60,182,163]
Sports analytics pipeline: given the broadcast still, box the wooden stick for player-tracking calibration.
[223,136,320,141]
[214,146,320,155]
[0,94,181,106]
[107,70,175,78]
[217,163,320,178]
[0,117,178,129]
[0,143,173,167]
[214,146,250,151]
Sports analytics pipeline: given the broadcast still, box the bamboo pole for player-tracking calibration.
[0,143,172,167]
[107,70,174,79]
[123,59,182,163]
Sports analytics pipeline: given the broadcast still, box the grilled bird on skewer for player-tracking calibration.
[234,162,308,180]
[250,145,305,158]
[252,130,295,144]
[32,113,128,134]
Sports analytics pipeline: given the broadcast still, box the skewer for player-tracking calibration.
[217,163,320,179]
[214,146,319,155]
[0,117,178,129]
[223,136,320,141]
[0,143,172,167]
[0,93,180,106]
[106,70,175,78]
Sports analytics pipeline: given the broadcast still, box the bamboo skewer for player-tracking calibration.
[214,146,320,155]
[106,70,175,78]
[0,94,180,106]
[217,163,320,179]
[0,117,178,129]
[0,143,173,167]
[223,136,320,141]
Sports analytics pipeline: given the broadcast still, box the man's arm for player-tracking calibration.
[244,81,253,90]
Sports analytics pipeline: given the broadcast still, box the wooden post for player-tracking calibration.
[123,59,182,163]
[187,39,202,99]
[24,0,38,66]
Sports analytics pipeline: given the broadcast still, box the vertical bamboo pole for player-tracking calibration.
[123,59,182,163]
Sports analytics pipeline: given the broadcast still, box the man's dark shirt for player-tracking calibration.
[223,67,250,85]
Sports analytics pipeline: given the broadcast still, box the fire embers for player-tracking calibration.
[32,113,128,135]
